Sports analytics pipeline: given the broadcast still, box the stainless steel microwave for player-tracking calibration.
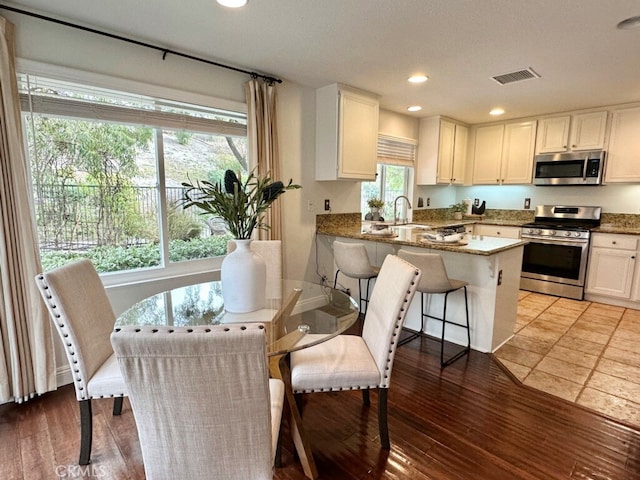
[533,150,606,186]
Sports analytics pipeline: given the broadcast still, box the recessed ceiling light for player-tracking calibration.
[407,105,422,112]
[617,15,640,29]
[408,75,429,84]
[217,0,248,7]
[490,108,505,116]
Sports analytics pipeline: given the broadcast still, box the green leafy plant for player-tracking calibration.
[181,169,301,239]
[449,201,468,213]
[367,197,385,209]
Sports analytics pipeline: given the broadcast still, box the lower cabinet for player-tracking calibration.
[586,233,638,300]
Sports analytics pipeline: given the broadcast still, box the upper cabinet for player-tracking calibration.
[536,111,608,154]
[472,120,537,185]
[315,84,379,181]
[416,116,468,185]
[605,106,640,183]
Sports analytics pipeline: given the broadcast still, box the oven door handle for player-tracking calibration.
[521,236,588,246]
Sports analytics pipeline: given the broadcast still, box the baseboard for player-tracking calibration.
[56,365,73,388]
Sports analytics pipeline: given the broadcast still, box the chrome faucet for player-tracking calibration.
[393,195,412,225]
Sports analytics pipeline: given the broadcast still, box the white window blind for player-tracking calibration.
[377,134,417,167]
[19,74,247,137]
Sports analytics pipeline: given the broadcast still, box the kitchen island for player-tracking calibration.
[316,217,527,353]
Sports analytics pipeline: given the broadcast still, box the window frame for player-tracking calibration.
[17,60,249,288]
[361,134,415,221]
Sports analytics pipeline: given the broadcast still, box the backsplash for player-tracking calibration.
[316,210,640,231]
[601,213,640,229]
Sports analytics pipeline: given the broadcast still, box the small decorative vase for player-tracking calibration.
[370,208,381,221]
[454,211,463,220]
[221,239,266,313]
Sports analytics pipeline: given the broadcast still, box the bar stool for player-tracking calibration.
[333,241,379,315]
[397,249,470,367]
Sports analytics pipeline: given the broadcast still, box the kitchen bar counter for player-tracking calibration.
[317,216,525,353]
[318,222,527,256]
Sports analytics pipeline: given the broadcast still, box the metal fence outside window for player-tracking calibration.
[33,184,223,252]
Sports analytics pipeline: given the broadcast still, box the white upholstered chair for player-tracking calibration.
[290,254,421,449]
[35,259,126,465]
[397,249,471,367]
[332,240,380,315]
[111,323,284,480]
[228,239,282,299]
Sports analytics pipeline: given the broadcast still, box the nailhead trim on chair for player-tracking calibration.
[299,263,420,394]
[36,274,127,401]
[378,264,420,389]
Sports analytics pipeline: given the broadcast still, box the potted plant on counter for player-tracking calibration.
[367,197,385,221]
[449,201,468,220]
[181,169,300,312]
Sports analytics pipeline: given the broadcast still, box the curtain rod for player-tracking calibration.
[0,4,282,84]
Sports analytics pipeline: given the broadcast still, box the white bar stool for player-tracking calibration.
[333,241,379,315]
[397,249,471,367]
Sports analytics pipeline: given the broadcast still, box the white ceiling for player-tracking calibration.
[4,0,640,124]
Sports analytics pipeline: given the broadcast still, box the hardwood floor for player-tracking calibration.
[2,333,640,479]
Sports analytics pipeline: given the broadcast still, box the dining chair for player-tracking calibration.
[332,240,380,315]
[111,323,284,480]
[397,249,471,367]
[289,254,421,449]
[228,239,282,299]
[35,259,127,465]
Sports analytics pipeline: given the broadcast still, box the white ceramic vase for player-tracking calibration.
[221,239,267,313]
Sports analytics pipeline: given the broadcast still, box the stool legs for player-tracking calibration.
[439,286,470,367]
[334,270,376,316]
[398,292,427,346]
[399,287,471,367]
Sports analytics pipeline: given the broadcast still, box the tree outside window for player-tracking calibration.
[20,74,248,274]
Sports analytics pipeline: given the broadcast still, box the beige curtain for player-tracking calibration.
[244,77,281,240]
[0,16,56,403]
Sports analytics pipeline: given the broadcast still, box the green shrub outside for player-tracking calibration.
[40,235,232,273]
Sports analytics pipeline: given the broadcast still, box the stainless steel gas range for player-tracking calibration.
[520,205,601,300]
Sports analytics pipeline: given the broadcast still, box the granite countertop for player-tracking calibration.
[593,226,640,235]
[319,223,527,256]
[316,210,640,255]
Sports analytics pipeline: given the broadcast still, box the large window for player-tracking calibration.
[20,74,248,275]
[361,135,415,221]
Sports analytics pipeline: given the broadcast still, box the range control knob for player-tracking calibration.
[564,231,572,237]
[549,230,556,236]
[575,231,583,237]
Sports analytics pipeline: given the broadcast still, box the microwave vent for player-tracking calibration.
[492,68,541,85]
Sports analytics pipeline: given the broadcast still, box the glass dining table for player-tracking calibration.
[115,279,359,479]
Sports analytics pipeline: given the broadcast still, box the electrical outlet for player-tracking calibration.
[427,197,431,207]
[524,197,531,209]
[324,199,330,211]
[474,198,480,206]
[307,200,314,212]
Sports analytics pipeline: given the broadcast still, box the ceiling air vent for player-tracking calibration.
[492,68,540,85]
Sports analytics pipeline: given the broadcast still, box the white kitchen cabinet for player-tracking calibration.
[471,120,536,185]
[473,224,521,239]
[471,124,503,184]
[586,233,637,299]
[536,111,608,153]
[604,106,640,183]
[416,116,468,185]
[316,84,379,181]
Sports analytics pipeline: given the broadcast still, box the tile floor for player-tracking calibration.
[494,291,640,426]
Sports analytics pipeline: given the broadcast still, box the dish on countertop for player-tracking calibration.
[422,232,463,243]
[364,229,398,237]
[420,238,468,246]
